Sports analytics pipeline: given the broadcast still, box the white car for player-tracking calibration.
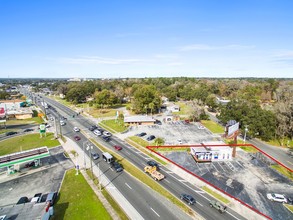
[267,193,287,203]
[73,127,80,132]
[93,129,102,136]
[103,131,112,137]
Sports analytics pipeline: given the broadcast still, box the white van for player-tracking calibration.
[102,152,113,163]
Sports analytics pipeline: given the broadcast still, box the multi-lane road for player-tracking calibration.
[34,94,248,220]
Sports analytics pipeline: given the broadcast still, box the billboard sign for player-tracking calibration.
[227,122,239,137]
[0,107,6,122]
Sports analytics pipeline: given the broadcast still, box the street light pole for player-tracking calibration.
[83,141,88,169]
[244,125,249,144]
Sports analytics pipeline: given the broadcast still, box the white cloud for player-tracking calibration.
[166,62,183,66]
[179,44,255,51]
[154,54,178,59]
[272,51,293,65]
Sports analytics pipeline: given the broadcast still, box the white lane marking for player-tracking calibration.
[165,172,210,200]
[110,168,114,171]
[196,201,203,206]
[144,157,150,160]
[160,168,173,173]
[141,162,146,166]
[179,179,187,182]
[125,151,130,155]
[164,179,170,183]
[287,160,293,166]
[125,182,132,189]
[150,207,160,217]
[226,211,241,220]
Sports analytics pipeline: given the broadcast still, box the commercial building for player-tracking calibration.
[190,142,233,163]
[124,115,156,126]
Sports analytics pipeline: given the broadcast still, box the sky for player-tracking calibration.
[0,0,292,78]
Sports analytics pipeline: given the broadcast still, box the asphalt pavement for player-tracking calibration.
[41,95,251,220]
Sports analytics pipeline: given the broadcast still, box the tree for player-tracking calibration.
[94,89,118,109]
[132,85,161,114]
[205,94,218,111]
[154,137,165,146]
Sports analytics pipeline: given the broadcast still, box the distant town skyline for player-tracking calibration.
[0,0,292,78]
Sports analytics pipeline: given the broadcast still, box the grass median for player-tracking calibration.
[201,120,224,133]
[90,138,194,217]
[52,169,111,220]
[271,164,293,181]
[201,186,230,204]
[0,132,60,156]
[99,119,127,133]
[126,136,167,165]
[86,169,129,220]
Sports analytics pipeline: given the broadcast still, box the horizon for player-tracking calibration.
[1,0,292,78]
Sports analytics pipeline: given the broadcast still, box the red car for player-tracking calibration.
[114,145,122,151]
[74,136,81,141]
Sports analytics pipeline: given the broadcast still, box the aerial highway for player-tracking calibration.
[30,92,249,220]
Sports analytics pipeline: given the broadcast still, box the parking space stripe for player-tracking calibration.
[212,163,219,172]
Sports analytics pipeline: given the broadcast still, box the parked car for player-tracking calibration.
[180,193,196,205]
[25,161,35,168]
[46,192,57,206]
[137,132,147,137]
[60,120,66,126]
[209,200,227,213]
[102,135,110,142]
[91,152,99,160]
[23,128,34,132]
[74,135,81,141]
[155,120,162,125]
[147,135,156,141]
[287,197,293,205]
[267,193,288,203]
[39,193,48,203]
[114,145,122,151]
[147,160,159,170]
[111,161,123,172]
[6,131,17,136]
[16,196,29,204]
[73,127,80,132]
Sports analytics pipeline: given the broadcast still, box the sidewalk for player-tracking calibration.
[60,137,143,220]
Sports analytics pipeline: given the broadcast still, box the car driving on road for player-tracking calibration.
[114,145,122,151]
[73,127,80,132]
[74,136,81,141]
[180,194,196,205]
[209,200,227,213]
[111,161,123,172]
[6,131,18,136]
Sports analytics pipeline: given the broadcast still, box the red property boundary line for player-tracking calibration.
[145,144,293,220]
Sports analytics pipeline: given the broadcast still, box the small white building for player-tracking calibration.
[190,141,233,163]
[124,115,156,126]
[167,105,180,112]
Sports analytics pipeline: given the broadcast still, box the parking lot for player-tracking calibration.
[119,120,293,220]
[122,120,221,145]
[0,146,73,207]
[162,149,293,220]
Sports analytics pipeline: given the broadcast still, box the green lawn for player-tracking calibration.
[5,117,44,125]
[172,102,192,115]
[99,119,127,133]
[0,133,60,156]
[86,170,128,220]
[0,129,14,135]
[265,138,293,148]
[128,136,149,147]
[239,146,259,153]
[52,169,111,220]
[201,120,224,133]
[271,164,293,181]
[201,186,230,204]
[284,204,293,212]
